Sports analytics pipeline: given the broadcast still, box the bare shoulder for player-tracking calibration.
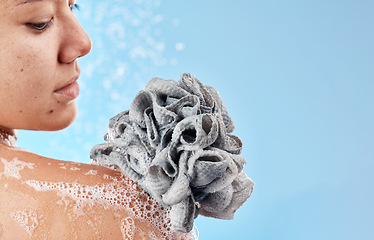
[0,145,194,240]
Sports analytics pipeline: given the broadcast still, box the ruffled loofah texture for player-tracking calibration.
[90,73,254,233]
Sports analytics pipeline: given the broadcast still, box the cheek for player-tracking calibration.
[0,31,78,130]
[6,41,55,95]
[1,42,51,86]
[0,40,74,130]
[16,48,52,81]
[1,58,52,112]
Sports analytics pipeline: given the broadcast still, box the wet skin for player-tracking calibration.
[0,144,193,239]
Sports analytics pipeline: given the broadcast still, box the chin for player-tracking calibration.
[9,103,78,131]
[51,119,76,131]
[43,104,78,131]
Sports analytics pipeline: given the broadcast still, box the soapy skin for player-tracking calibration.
[0,145,195,240]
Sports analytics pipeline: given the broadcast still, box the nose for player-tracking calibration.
[58,13,92,64]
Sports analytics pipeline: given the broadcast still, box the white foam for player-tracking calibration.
[120,217,166,240]
[11,209,39,235]
[121,217,135,239]
[0,158,35,180]
[149,230,159,240]
[24,175,195,239]
[85,170,98,175]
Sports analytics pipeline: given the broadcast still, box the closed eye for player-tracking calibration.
[26,18,53,32]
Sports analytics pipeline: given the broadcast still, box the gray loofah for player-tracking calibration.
[90,73,254,233]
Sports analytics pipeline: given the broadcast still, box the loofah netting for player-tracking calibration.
[90,73,254,233]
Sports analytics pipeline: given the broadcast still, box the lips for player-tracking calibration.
[54,77,80,101]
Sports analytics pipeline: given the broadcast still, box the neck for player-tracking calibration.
[0,127,17,147]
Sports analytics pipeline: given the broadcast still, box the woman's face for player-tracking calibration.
[0,0,92,131]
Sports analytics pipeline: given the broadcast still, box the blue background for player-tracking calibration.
[19,0,374,239]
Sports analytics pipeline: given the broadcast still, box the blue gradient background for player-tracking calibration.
[18,1,374,239]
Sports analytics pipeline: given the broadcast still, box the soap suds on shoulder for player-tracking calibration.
[24,174,195,240]
[0,158,35,180]
[11,209,40,236]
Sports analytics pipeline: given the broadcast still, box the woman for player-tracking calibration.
[0,0,194,239]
